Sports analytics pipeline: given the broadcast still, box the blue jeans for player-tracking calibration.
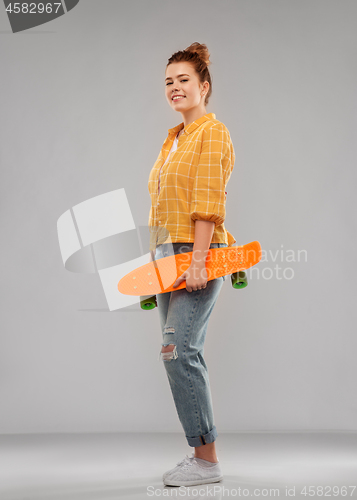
[154,242,228,448]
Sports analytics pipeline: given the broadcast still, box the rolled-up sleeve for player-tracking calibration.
[190,123,233,227]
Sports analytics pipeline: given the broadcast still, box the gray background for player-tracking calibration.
[1,0,356,434]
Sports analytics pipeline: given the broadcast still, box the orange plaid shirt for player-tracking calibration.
[148,112,236,251]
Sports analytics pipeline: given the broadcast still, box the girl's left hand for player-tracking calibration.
[172,264,208,293]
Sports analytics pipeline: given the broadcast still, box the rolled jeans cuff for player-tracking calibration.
[186,425,218,447]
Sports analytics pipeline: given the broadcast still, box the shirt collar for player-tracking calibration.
[168,113,216,137]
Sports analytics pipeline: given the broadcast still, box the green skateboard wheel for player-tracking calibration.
[231,271,248,289]
[140,295,157,310]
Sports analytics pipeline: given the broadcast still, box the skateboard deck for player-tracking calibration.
[118,241,261,298]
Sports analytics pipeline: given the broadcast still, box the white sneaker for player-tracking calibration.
[162,453,195,481]
[163,456,223,486]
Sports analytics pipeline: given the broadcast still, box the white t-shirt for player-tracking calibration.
[158,132,179,194]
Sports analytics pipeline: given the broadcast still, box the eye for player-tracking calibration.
[165,79,188,86]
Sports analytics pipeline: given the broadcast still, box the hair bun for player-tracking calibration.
[184,42,211,67]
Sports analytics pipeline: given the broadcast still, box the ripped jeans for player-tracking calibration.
[154,242,228,448]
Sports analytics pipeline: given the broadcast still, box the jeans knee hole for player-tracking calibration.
[160,344,178,361]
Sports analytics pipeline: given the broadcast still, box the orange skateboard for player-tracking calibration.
[118,241,261,303]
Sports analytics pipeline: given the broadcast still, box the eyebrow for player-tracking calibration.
[165,73,190,82]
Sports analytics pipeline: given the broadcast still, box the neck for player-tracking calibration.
[179,106,208,128]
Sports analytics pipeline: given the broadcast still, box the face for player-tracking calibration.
[165,62,209,112]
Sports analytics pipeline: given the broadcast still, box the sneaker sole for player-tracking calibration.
[164,475,224,487]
